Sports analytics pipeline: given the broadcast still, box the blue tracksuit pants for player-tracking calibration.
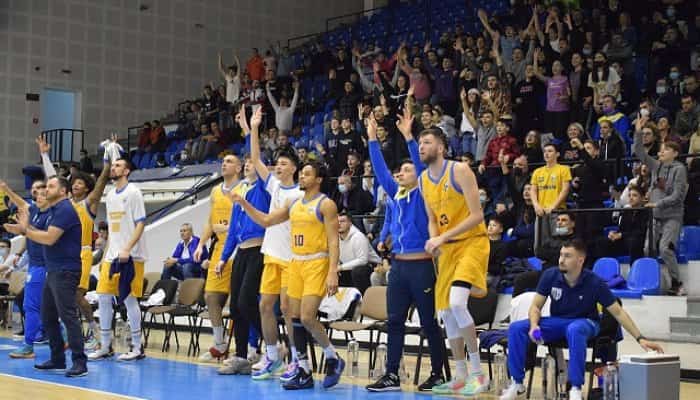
[24,265,46,346]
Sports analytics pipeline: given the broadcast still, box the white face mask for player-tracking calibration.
[0,248,8,260]
[555,226,570,236]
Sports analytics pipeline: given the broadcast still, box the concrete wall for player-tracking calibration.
[0,0,363,186]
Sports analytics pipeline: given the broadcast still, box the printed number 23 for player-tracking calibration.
[294,234,304,246]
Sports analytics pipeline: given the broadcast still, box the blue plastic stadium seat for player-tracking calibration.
[527,257,542,271]
[138,153,152,169]
[680,226,700,260]
[593,258,620,282]
[500,286,514,295]
[612,257,661,298]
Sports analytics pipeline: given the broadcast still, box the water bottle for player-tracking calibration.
[556,351,568,399]
[603,362,619,400]
[371,343,388,378]
[532,328,544,345]
[494,350,508,394]
[347,339,360,377]
[542,354,558,400]
[398,350,409,383]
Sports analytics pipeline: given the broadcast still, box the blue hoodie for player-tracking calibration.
[368,138,429,255]
[220,175,271,262]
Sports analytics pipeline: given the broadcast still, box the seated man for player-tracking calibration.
[338,211,381,295]
[500,239,663,400]
[161,223,206,280]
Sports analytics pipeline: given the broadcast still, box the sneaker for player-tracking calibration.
[417,372,445,392]
[251,355,268,371]
[569,387,583,400]
[65,363,88,378]
[87,346,114,361]
[33,336,49,345]
[282,367,314,390]
[34,360,66,371]
[499,381,526,400]
[84,334,99,352]
[432,378,466,395]
[198,351,219,363]
[252,357,285,380]
[460,373,490,395]
[117,345,145,361]
[247,349,261,365]
[209,344,229,359]
[280,361,299,382]
[217,356,252,375]
[366,373,401,392]
[9,344,35,359]
[222,354,236,366]
[322,356,345,389]
[12,331,24,341]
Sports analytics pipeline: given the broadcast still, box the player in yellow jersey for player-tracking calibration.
[37,134,112,351]
[232,161,346,390]
[417,128,490,396]
[193,154,244,361]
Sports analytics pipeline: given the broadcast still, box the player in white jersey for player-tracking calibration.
[239,108,304,380]
[89,158,148,362]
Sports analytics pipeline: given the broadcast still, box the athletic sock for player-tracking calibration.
[292,319,310,372]
[323,345,337,360]
[97,295,114,350]
[266,344,279,361]
[455,359,468,380]
[124,296,141,350]
[468,352,482,375]
[213,326,225,346]
[290,346,299,362]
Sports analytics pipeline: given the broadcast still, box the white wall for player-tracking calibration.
[0,0,363,187]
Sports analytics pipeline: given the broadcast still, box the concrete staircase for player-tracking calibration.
[670,297,700,343]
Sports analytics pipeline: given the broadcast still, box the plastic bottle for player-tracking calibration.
[371,343,388,378]
[542,354,558,400]
[398,350,409,383]
[603,362,619,400]
[494,350,508,394]
[532,328,544,345]
[347,340,360,377]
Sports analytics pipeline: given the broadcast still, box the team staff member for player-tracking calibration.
[418,127,490,396]
[5,177,87,377]
[365,111,446,392]
[233,161,346,390]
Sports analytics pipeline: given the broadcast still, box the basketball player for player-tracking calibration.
[37,135,112,350]
[2,180,48,359]
[232,161,345,390]
[88,158,148,361]
[193,154,244,361]
[418,128,490,395]
[215,143,271,375]
[239,108,303,381]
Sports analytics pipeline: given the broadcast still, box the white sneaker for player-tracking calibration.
[569,387,583,400]
[117,346,145,361]
[247,349,261,365]
[198,351,218,363]
[499,381,526,400]
[87,346,114,361]
[252,355,267,370]
[223,354,236,366]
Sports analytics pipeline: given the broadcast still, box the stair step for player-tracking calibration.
[687,297,700,317]
[670,316,700,336]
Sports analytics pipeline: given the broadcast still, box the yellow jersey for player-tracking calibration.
[419,160,486,241]
[210,182,245,240]
[289,194,328,256]
[0,189,7,212]
[530,163,572,209]
[72,199,94,248]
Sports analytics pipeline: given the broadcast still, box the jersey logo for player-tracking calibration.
[551,287,562,301]
[443,182,449,192]
[439,214,449,227]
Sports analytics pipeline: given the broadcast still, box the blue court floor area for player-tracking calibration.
[0,337,426,400]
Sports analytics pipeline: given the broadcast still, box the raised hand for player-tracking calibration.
[237,106,250,133]
[36,135,50,154]
[460,87,467,101]
[229,192,244,204]
[366,114,379,140]
[407,84,415,98]
[250,107,263,129]
[395,109,414,139]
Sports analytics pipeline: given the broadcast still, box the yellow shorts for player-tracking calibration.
[206,243,232,294]
[259,255,290,295]
[96,260,145,298]
[435,235,489,311]
[287,257,329,300]
[78,248,93,290]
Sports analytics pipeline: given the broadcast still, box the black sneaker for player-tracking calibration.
[34,360,67,371]
[417,372,445,392]
[366,373,401,392]
[65,363,88,378]
[282,367,314,390]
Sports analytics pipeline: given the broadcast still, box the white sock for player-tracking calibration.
[455,359,468,380]
[323,345,337,359]
[468,352,482,375]
[124,296,141,350]
[213,326,224,345]
[97,295,114,350]
[299,358,311,373]
[290,346,298,362]
[266,344,279,361]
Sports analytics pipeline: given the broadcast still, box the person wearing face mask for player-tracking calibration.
[332,174,374,231]
[513,65,545,140]
[653,78,682,117]
[633,116,689,295]
[588,52,621,108]
[569,138,608,242]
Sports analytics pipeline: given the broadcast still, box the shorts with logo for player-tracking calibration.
[287,257,329,299]
[259,255,291,295]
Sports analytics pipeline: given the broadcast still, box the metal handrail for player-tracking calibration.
[41,128,85,164]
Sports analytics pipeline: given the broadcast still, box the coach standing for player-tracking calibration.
[4,176,87,377]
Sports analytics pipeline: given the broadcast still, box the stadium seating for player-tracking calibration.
[612,258,662,299]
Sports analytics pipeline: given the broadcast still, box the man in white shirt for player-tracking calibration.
[338,212,381,295]
[89,158,148,362]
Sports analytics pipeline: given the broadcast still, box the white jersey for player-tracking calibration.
[260,174,303,262]
[105,183,148,262]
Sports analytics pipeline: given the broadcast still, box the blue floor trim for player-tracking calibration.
[0,338,424,399]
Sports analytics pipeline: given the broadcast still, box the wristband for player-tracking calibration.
[635,335,646,343]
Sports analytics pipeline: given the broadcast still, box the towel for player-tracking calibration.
[110,257,135,303]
